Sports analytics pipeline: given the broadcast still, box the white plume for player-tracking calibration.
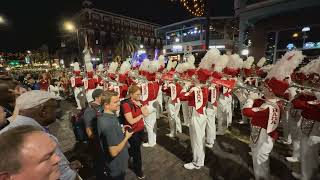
[97,64,104,71]
[108,62,119,74]
[260,64,273,72]
[213,54,229,72]
[166,59,174,71]
[203,48,220,61]
[299,57,320,75]
[158,55,165,67]
[267,50,305,80]
[187,55,195,65]
[199,48,220,70]
[149,60,161,73]
[226,54,243,69]
[119,60,131,74]
[139,58,150,71]
[257,57,266,67]
[73,62,80,71]
[175,63,185,73]
[243,56,254,69]
[86,63,93,72]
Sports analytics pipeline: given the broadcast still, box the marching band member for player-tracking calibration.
[214,54,231,135]
[182,70,209,170]
[242,87,282,180]
[94,64,104,90]
[291,58,320,180]
[155,56,165,120]
[139,59,160,147]
[84,63,97,103]
[243,50,304,179]
[284,87,302,163]
[70,62,85,109]
[223,53,243,127]
[199,48,221,147]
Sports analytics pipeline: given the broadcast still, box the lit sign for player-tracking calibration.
[304,42,315,49]
[172,45,183,52]
[286,43,296,50]
[209,45,225,49]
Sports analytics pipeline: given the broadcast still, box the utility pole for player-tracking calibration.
[205,0,211,50]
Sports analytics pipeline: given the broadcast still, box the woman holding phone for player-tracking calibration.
[121,85,149,179]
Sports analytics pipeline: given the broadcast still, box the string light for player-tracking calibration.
[179,0,205,17]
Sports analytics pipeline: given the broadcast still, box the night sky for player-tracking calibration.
[0,0,234,53]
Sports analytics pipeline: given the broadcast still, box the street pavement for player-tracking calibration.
[49,100,299,180]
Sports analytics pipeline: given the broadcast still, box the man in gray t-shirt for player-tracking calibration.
[98,90,133,180]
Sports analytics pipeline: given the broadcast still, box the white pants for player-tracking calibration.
[144,100,157,145]
[281,108,291,142]
[156,86,163,119]
[86,89,95,103]
[189,108,207,166]
[181,101,190,126]
[167,100,182,134]
[217,110,230,135]
[251,128,274,180]
[289,110,302,159]
[74,87,84,109]
[300,121,320,180]
[206,104,217,144]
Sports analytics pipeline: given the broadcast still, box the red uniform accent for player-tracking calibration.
[142,82,160,104]
[242,99,280,139]
[223,67,240,77]
[119,85,128,99]
[39,79,49,91]
[208,86,220,107]
[292,94,319,121]
[86,78,96,90]
[122,100,144,132]
[243,68,253,77]
[184,87,208,114]
[255,67,267,78]
[74,77,83,87]
[87,71,94,78]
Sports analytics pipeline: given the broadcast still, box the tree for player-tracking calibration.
[114,33,139,61]
[30,44,50,65]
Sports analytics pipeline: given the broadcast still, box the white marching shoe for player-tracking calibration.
[285,157,299,163]
[165,133,175,138]
[142,143,156,148]
[184,162,201,170]
[205,143,214,148]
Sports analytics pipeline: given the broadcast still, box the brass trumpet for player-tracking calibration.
[290,82,320,92]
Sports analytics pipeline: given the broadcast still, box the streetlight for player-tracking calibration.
[63,21,81,64]
[301,27,310,49]
[0,16,5,24]
[64,21,76,32]
[241,49,249,56]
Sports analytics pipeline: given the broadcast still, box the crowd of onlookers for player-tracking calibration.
[0,69,148,180]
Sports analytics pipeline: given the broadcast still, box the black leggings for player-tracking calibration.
[128,130,144,174]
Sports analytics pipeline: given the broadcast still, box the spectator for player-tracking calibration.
[0,125,61,180]
[84,89,104,139]
[0,90,82,180]
[98,90,133,180]
[0,76,19,116]
[0,106,9,131]
[48,79,63,99]
[83,89,106,179]
[39,73,49,91]
[122,85,148,179]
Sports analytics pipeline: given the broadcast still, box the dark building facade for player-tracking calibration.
[60,1,161,66]
[236,0,320,63]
